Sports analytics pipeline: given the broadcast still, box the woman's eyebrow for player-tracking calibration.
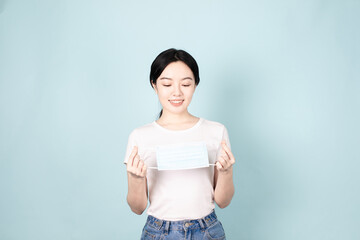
[159,77,193,81]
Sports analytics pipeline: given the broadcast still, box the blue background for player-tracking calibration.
[1,0,359,239]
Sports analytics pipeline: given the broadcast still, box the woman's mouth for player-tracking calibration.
[169,100,184,107]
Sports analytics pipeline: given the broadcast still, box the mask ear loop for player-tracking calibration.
[147,166,158,170]
[147,164,215,170]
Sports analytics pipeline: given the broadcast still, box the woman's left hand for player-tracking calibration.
[216,141,235,172]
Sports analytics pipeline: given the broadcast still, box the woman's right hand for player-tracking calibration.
[127,146,147,178]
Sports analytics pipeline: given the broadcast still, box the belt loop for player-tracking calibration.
[212,210,217,219]
[159,220,164,230]
[165,220,170,232]
[203,213,211,227]
[154,219,163,230]
[199,218,205,229]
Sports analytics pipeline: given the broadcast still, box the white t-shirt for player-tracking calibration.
[124,118,231,221]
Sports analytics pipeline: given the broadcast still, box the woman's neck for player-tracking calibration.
[156,110,199,129]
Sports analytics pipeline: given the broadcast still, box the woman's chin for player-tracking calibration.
[163,107,188,115]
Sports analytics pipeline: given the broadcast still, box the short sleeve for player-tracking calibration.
[124,130,137,164]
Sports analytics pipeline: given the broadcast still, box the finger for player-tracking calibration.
[216,161,223,170]
[222,142,235,163]
[137,160,144,174]
[135,167,141,176]
[219,156,230,169]
[220,147,227,157]
[221,147,234,166]
[221,142,230,158]
[133,155,140,169]
[141,164,147,177]
[128,146,138,166]
[220,148,230,161]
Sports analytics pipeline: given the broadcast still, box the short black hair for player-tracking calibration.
[150,48,200,118]
[150,48,200,88]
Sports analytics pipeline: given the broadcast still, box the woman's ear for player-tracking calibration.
[152,83,158,94]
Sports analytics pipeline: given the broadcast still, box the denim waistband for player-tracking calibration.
[145,210,218,231]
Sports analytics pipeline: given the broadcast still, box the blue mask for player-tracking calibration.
[155,142,211,170]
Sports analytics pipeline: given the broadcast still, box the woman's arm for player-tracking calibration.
[214,141,235,208]
[126,146,148,214]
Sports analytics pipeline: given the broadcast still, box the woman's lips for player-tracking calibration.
[169,100,184,107]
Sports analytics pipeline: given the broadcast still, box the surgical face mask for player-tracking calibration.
[153,142,213,171]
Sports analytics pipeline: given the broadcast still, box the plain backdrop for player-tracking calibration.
[0,0,359,239]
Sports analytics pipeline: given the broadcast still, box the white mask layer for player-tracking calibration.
[155,142,210,171]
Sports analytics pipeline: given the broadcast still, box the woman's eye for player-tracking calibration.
[182,85,191,87]
[163,85,171,87]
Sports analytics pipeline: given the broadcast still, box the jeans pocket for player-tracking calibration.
[141,224,164,240]
[141,230,156,240]
[205,221,226,240]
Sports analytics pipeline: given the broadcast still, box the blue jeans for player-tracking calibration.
[140,211,226,240]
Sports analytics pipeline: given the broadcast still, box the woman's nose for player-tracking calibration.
[173,84,182,96]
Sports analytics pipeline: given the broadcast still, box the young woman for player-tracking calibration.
[124,48,235,239]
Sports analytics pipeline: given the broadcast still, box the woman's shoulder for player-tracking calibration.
[201,118,227,129]
[127,121,157,137]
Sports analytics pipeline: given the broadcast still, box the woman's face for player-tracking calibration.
[153,61,196,116]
